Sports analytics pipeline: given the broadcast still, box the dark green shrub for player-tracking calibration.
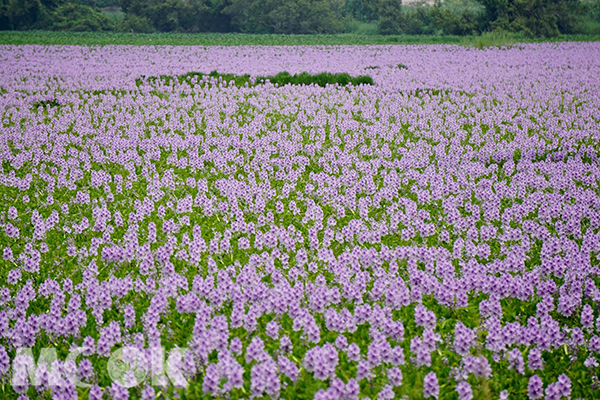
[139,71,374,89]
[51,3,115,31]
[345,0,380,22]
[32,99,61,109]
[378,0,403,34]
[118,13,155,32]
[476,0,581,37]
[222,0,347,34]
[399,3,436,35]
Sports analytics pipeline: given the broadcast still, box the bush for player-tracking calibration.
[138,70,375,88]
[345,0,380,22]
[431,3,481,35]
[50,3,115,31]
[477,0,581,37]
[223,0,347,34]
[399,3,436,35]
[117,13,155,33]
[3,0,47,30]
[378,0,403,35]
[579,0,600,33]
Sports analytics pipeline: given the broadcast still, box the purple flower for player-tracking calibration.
[88,384,103,400]
[356,359,371,381]
[278,355,299,381]
[266,320,279,340]
[414,304,437,328]
[140,386,155,400]
[410,336,432,367]
[454,321,475,356]
[423,371,439,399]
[303,343,339,380]
[507,348,525,374]
[528,347,543,371]
[280,335,293,353]
[346,343,361,362]
[387,367,402,387]
[230,337,242,355]
[456,381,473,400]
[202,363,220,394]
[3,246,13,261]
[246,336,265,363]
[250,356,280,398]
[335,334,348,350]
[379,384,395,400]
[581,304,594,328]
[77,358,94,380]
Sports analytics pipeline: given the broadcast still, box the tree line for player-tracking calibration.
[1,0,599,37]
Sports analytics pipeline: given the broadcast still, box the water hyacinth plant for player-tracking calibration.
[0,42,599,399]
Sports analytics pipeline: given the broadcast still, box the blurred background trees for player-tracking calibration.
[0,0,599,37]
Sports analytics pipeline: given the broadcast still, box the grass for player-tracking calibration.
[0,30,599,47]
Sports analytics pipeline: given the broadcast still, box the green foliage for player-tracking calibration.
[397,2,436,35]
[430,0,482,35]
[0,0,114,31]
[50,3,114,31]
[577,0,600,34]
[222,0,347,34]
[119,0,215,32]
[345,0,380,22]
[137,70,374,88]
[80,0,120,7]
[392,0,483,36]
[118,0,233,32]
[117,12,155,33]
[343,20,379,34]
[378,0,402,35]
[0,0,591,37]
[2,0,46,30]
[476,0,581,37]
[462,30,523,48]
[32,98,61,109]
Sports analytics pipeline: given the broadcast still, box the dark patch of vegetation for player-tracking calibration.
[477,0,580,37]
[0,0,114,31]
[397,63,408,70]
[136,70,374,88]
[32,99,61,109]
[364,65,380,70]
[399,88,474,97]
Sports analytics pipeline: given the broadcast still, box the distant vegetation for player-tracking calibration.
[0,0,599,38]
[2,31,600,48]
[138,71,374,88]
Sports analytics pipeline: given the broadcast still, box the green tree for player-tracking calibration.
[476,0,580,37]
[378,0,402,34]
[51,3,114,31]
[430,0,481,35]
[223,0,346,34]
[6,0,43,29]
[120,0,226,32]
[346,0,380,22]
[0,0,11,30]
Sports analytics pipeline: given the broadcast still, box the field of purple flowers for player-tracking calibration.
[0,42,600,400]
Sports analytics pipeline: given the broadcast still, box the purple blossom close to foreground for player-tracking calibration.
[0,42,600,399]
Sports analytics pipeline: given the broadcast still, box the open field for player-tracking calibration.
[1,30,600,47]
[0,42,600,399]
